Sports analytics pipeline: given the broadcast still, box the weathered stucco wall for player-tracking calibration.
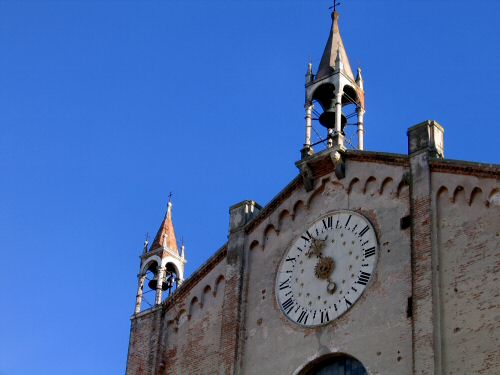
[433,172,500,375]
[240,159,413,375]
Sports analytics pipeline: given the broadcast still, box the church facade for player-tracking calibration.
[125,10,500,375]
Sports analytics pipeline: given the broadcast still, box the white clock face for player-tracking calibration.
[276,211,378,327]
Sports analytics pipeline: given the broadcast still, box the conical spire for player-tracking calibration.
[316,12,355,81]
[150,197,179,254]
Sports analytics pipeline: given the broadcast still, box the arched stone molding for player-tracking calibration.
[188,297,200,318]
[307,181,327,210]
[363,176,377,195]
[140,256,161,275]
[263,223,279,248]
[469,187,484,206]
[397,178,410,199]
[201,285,212,307]
[452,186,466,204]
[214,275,225,297]
[249,239,260,251]
[379,177,394,195]
[278,209,292,231]
[292,200,306,220]
[294,352,368,375]
[436,186,450,202]
[347,177,360,194]
[487,188,500,207]
[161,257,184,282]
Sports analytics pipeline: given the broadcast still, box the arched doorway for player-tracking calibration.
[300,354,368,375]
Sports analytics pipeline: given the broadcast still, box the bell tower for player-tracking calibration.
[302,9,365,158]
[133,197,186,314]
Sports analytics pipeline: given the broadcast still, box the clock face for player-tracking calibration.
[275,211,378,327]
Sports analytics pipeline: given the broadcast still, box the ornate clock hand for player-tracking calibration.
[306,235,329,258]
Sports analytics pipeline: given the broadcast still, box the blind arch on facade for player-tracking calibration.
[299,353,367,375]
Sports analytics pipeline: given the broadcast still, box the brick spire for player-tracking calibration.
[150,198,179,254]
[316,11,355,81]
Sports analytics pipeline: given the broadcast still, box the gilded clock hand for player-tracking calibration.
[306,236,328,258]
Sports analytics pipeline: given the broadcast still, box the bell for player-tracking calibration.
[165,273,175,289]
[148,276,169,291]
[319,101,347,130]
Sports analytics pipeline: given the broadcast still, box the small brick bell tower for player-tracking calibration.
[133,196,186,314]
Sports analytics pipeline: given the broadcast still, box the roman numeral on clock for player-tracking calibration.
[364,247,376,258]
[322,216,333,229]
[301,230,312,242]
[357,271,371,286]
[297,310,309,324]
[285,257,296,263]
[358,225,369,237]
[282,298,295,313]
[345,298,352,306]
[345,215,352,228]
[279,279,290,290]
[321,310,330,324]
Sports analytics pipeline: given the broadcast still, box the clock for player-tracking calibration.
[275,210,378,327]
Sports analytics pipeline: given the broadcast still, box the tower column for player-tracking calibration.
[357,107,365,150]
[335,91,342,134]
[302,103,314,156]
[134,274,146,314]
[155,266,165,305]
[330,90,344,149]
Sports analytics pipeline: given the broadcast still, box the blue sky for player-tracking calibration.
[1,1,499,374]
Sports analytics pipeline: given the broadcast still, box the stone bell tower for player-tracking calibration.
[302,10,365,157]
[133,197,186,314]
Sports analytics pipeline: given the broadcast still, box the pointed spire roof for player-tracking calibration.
[316,12,355,81]
[150,197,179,254]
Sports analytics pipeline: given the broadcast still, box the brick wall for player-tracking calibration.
[434,172,500,374]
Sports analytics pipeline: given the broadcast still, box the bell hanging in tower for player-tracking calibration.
[148,275,169,291]
[318,98,348,131]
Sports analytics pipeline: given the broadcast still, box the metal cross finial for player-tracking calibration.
[168,191,173,203]
[143,232,150,253]
[329,1,341,12]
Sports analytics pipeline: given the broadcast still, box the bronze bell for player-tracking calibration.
[165,273,175,289]
[319,100,347,130]
[148,276,169,291]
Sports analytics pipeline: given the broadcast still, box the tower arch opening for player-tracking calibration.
[299,353,368,375]
[161,261,181,301]
[136,260,160,313]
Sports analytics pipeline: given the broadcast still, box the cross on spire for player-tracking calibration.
[329,1,341,13]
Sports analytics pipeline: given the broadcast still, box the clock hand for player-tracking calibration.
[306,235,328,258]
